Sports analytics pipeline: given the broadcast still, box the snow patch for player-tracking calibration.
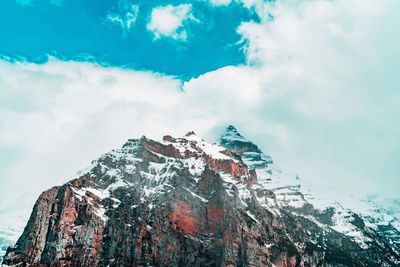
[183,187,208,202]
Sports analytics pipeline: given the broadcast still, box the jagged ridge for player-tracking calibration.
[2,126,400,266]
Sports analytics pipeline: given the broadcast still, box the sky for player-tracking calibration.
[0,0,400,233]
[0,0,257,78]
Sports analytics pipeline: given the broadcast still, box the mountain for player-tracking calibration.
[2,126,400,266]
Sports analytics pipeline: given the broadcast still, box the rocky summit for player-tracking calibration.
[2,126,400,266]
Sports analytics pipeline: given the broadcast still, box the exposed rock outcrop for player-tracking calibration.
[3,126,400,266]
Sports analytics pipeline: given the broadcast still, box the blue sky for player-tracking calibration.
[0,0,400,239]
[0,0,260,78]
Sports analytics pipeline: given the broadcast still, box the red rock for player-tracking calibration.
[3,130,399,267]
[169,199,197,236]
[207,204,225,233]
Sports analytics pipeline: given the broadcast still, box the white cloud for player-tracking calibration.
[230,0,400,195]
[184,0,400,198]
[107,0,140,34]
[0,58,184,210]
[147,4,196,41]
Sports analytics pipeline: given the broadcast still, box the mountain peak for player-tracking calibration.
[220,125,246,142]
[184,131,197,137]
[219,125,273,167]
[3,129,400,266]
[226,124,238,132]
[219,124,259,153]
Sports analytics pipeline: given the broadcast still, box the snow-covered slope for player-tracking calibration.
[220,125,400,255]
[1,125,399,266]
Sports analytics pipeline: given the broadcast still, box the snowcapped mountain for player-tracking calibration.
[2,126,400,266]
[221,126,400,255]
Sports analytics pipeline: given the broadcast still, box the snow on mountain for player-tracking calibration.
[219,125,400,252]
[1,125,399,266]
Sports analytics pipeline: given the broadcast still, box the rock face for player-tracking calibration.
[3,126,400,266]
